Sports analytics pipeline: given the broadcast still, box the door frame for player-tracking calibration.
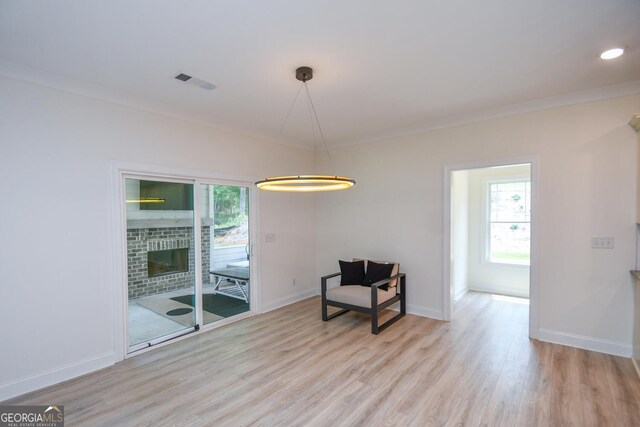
[110,161,261,361]
[442,156,540,339]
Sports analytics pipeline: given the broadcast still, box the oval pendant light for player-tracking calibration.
[255,175,355,192]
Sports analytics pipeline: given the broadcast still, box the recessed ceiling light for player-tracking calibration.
[600,47,624,60]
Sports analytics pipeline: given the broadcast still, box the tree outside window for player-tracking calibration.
[213,185,249,247]
[488,181,530,265]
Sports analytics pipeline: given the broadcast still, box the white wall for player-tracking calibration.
[317,93,640,355]
[466,165,530,298]
[0,76,317,400]
[450,170,469,301]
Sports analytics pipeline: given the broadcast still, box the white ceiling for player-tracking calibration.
[1,0,639,148]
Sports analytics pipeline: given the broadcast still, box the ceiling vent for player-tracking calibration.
[174,73,215,91]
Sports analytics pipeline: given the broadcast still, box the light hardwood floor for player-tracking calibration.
[5,291,640,426]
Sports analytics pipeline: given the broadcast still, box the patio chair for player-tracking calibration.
[321,259,406,334]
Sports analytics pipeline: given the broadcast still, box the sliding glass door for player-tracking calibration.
[200,184,251,325]
[123,175,254,353]
[125,177,197,352]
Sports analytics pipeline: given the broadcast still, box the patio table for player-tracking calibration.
[210,267,250,302]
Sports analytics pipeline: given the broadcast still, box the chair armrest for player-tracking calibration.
[369,273,405,290]
[370,273,405,307]
[321,272,341,281]
[321,272,341,295]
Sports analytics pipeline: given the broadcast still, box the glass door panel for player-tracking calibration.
[125,177,197,352]
[200,184,251,324]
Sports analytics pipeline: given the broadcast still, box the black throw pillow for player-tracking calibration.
[339,260,365,285]
[362,261,394,290]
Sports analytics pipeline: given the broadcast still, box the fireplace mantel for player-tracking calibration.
[127,218,214,229]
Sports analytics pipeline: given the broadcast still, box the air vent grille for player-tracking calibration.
[174,73,215,91]
[174,73,192,82]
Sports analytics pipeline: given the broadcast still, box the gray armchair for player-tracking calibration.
[321,259,406,334]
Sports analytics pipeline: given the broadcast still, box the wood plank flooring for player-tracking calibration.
[5,291,640,426]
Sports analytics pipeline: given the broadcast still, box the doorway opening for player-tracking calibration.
[444,159,538,338]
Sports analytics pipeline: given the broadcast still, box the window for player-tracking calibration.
[488,180,530,265]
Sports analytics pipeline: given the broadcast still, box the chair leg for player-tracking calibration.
[322,285,349,321]
[400,276,406,315]
[371,309,379,334]
[373,277,407,334]
[325,308,350,321]
[321,278,328,321]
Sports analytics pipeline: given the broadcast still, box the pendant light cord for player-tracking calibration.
[305,84,319,153]
[304,81,336,175]
[276,82,304,139]
[276,76,337,175]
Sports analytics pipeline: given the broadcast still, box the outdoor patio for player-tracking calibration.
[128,279,250,347]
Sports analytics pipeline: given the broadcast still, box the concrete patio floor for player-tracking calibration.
[127,283,245,349]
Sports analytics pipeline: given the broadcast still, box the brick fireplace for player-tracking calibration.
[127,225,211,299]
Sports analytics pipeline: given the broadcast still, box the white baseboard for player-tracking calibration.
[261,289,318,313]
[0,352,116,402]
[537,328,632,357]
[469,285,529,299]
[407,304,444,320]
[387,302,443,321]
[453,287,469,302]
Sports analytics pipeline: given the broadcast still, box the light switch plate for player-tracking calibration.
[265,233,276,243]
[591,236,614,249]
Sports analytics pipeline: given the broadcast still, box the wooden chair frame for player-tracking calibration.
[321,272,406,334]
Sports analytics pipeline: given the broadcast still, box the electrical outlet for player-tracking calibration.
[591,236,615,249]
[265,233,276,243]
[292,278,296,287]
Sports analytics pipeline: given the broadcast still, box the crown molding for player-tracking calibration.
[332,80,640,148]
[0,60,313,151]
[0,60,209,127]
[2,59,638,150]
